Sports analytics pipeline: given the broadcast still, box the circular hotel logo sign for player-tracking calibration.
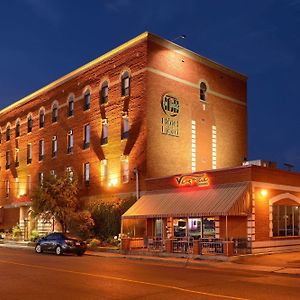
[161,94,180,117]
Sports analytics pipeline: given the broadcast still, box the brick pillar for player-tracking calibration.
[193,240,201,255]
[223,241,234,256]
[165,239,173,253]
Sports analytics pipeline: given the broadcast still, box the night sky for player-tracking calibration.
[0,0,299,170]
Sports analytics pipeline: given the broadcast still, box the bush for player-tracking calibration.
[89,238,101,248]
[30,230,40,242]
[12,224,22,240]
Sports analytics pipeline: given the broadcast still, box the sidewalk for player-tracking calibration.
[2,240,300,275]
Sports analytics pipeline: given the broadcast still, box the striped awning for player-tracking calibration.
[122,182,251,219]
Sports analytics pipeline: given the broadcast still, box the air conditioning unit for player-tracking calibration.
[242,159,277,169]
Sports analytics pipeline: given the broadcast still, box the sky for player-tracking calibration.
[0,0,299,171]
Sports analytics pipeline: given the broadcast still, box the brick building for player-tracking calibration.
[0,32,248,238]
[123,164,300,254]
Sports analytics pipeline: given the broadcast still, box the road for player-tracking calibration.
[0,248,300,300]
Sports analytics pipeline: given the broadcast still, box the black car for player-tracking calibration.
[35,232,87,256]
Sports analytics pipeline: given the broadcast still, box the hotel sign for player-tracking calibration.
[175,174,209,187]
[161,94,179,137]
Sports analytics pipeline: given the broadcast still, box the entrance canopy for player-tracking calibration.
[123,182,251,219]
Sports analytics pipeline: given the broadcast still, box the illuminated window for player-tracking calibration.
[39,139,45,161]
[38,172,44,186]
[15,148,20,168]
[273,204,300,237]
[50,170,56,178]
[27,115,33,133]
[200,82,207,101]
[39,108,45,128]
[68,95,74,117]
[27,143,32,164]
[15,120,20,137]
[6,124,11,141]
[121,71,130,96]
[121,112,129,140]
[6,151,10,169]
[100,159,108,183]
[84,162,90,186]
[67,130,74,153]
[83,124,90,149]
[121,156,129,183]
[52,136,57,158]
[66,166,74,181]
[101,119,108,145]
[5,180,10,197]
[100,81,108,105]
[27,175,31,195]
[84,90,90,111]
[52,102,58,123]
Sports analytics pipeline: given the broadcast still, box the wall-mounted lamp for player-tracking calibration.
[260,189,268,197]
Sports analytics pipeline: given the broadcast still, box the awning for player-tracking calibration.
[122,182,251,219]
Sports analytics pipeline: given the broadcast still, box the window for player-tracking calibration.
[27,175,31,195]
[101,119,108,145]
[39,139,44,161]
[100,81,108,105]
[52,136,57,158]
[5,180,10,197]
[52,102,58,123]
[100,159,108,183]
[38,172,44,186]
[121,113,129,140]
[67,130,74,153]
[200,82,207,101]
[121,156,129,183]
[121,71,130,96]
[39,109,45,128]
[83,124,90,149]
[50,170,56,178]
[68,95,74,117]
[66,166,74,181]
[15,120,20,137]
[27,115,33,133]
[15,148,20,167]
[84,162,90,186]
[15,178,19,197]
[6,151,10,169]
[273,204,300,237]
[84,90,90,111]
[6,125,10,141]
[27,143,32,164]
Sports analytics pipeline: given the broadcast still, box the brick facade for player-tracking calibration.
[0,32,247,231]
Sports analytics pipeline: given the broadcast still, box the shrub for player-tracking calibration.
[30,230,40,242]
[12,224,22,240]
[89,238,101,248]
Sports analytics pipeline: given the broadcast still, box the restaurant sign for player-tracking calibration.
[161,94,179,137]
[175,174,209,187]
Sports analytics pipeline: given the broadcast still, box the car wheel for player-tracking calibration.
[55,246,63,256]
[35,244,42,254]
[77,251,84,256]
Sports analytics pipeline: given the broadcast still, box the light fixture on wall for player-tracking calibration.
[260,189,268,197]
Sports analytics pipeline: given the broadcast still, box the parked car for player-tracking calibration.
[35,232,87,256]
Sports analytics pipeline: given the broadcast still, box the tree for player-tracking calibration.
[31,171,94,237]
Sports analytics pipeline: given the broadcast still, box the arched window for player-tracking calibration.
[39,108,45,128]
[100,81,108,105]
[83,89,90,111]
[27,114,33,133]
[6,124,11,141]
[15,119,21,137]
[68,95,74,117]
[52,102,58,123]
[200,82,207,101]
[121,71,130,96]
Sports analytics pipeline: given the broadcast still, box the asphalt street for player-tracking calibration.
[0,248,300,300]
